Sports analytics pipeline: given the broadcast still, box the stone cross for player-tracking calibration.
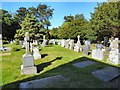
[25,32,30,55]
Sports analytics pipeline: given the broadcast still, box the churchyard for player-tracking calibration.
[1,1,120,90]
[0,33,120,89]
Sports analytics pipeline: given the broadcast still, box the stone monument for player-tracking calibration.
[41,35,47,47]
[0,34,4,51]
[74,35,82,52]
[83,40,90,55]
[107,38,120,65]
[69,40,74,50]
[33,47,41,60]
[21,32,37,75]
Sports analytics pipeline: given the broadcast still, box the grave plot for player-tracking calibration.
[73,61,95,68]
[19,75,65,89]
[92,66,120,82]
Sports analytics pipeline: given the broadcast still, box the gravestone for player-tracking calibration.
[21,32,37,75]
[103,36,109,46]
[92,49,104,60]
[83,40,90,55]
[33,47,41,60]
[92,66,120,82]
[19,75,65,89]
[107,38,120,65]
[33,40,38,45]
[74,35,82,52]
[61,39,65,47]
[41,35,47,47]
[22,37,26,48]
[73,61,95,68]
[0,34,4,51]
[52,39,56,45]
[65,40,69,48]
[69,40,74,50]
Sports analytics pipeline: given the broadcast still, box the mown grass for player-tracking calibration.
[1,43,120,89]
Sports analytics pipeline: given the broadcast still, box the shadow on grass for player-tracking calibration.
[36,57,62,73]
[2,56,120,89]
[41,54,48,58]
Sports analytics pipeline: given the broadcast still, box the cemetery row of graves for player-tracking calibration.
[0,32,120,89]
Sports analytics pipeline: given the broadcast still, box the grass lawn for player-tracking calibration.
[1,43,120,89]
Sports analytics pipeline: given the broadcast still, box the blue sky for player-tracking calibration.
[2,2,104,29]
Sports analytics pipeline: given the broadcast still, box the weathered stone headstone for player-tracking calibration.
[69,40,74,50]
[74,35,82,52]
[52,39,56,45]
[83,40,90,55]
[73,61,95,68]
[107,38,120,65]
[103,36,109,46]
[92,66,120,82]
[65,40,69,48]
[33,47,41,60]
[41,35,47,47]
[61,39,65,47]
[21,32,37,75]
[92,49,104,60]
[0,34,4,51]
[19,75,65,89]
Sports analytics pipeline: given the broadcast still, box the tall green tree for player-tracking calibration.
[15,14,41,40]
[90,2,120,40]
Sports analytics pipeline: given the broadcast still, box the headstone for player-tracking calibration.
[61,39,65,47]
[65,40,69,48]
[19,75,65,89]
[33,47,41,60]
[69,40,74,50]
[0,34,4,51]
[107,38,120,65]
[33,40,38,45]
[73,61,95,68]
[21,32,37,75]
[52,39,56,45]
[103,36,109,46]
[22,37,26,48]
[41,35,47,47]
[92,66,120,82]
[83,40,90,55]
[92,49,104,60]
[74,35,82,52]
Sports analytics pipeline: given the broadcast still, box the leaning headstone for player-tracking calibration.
[0,34,4,51]
[92,66,120,82]
[74,35,82,52]
[19,75,65,89]
[83,40,90,55]
[73,61,95,68]
[69,40,74,50]
[107,38,120,65]
[21,32,37,75]
[33,47,41,60]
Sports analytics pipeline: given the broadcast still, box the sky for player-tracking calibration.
[1,1,107,29]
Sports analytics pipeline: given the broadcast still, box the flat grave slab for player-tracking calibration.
[19,75,65,89]
[73,61,95,68]
[92,66,120,82]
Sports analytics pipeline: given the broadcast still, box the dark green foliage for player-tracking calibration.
[90,2,120,40]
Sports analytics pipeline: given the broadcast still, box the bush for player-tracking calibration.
[15,39,19,45]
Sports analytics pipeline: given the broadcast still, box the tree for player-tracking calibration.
[0,9,19,40]
[15,14,41,40]
[90,2,120,41]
